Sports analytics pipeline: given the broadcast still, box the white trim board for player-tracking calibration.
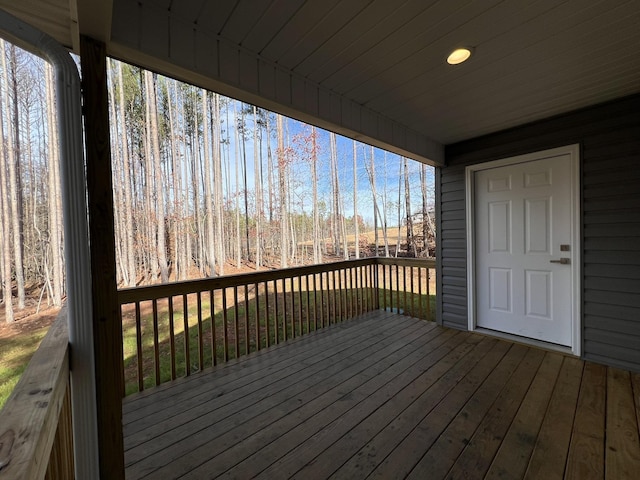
[465,144,581,356]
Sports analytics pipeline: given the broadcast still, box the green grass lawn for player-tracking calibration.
[0,325,50,409]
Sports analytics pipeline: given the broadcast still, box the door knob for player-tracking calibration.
[550,258,570,265]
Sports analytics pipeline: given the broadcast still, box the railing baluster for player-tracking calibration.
[210,289,216,366]
[343,268,348,320]
[375,263,380,310]
[393,264,397,312]
[350,267,355,318]
[265,281,270,348]
[222,288,229,362]
[233,286,240,358]
[426,267,431,321]
[168,296,176,380]
[400,264,404,313]
[297,275,303,335]
[254,282,260,351]
[312,274,317,330]
[410,266,415,317]
[183,294,190,376]
[338,269,344,321]
[244,284,250,354]
[418,268,424,320]
[332,270,337,324]
[152,299,160,386]
[288,276,293,337]
[341,268,346,320]
[135,301,143,391]
[274,279,279,344]
[334,269,339,322]
[319,272,325,328]
[366,264,371,311]
[351,267,356,318]
[282,277,288,341]
[382,264,387,311]
[357,266,361,316]
[305,275,311,333]
[197,291,203,371]
[360,265,370,313]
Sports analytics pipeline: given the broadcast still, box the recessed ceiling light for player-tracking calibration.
[447,47,473,65]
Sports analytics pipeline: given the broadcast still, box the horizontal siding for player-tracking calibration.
[438,93,640,370]
[438,162,467,329]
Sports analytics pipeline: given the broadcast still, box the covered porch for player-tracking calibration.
[0,1,639,479]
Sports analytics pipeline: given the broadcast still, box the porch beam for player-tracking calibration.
[80,35,125,479]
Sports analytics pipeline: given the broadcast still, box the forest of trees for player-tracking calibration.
[0,41,63,323]
[0,44,435,323]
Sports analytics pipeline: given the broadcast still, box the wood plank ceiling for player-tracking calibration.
[1,0,640,165]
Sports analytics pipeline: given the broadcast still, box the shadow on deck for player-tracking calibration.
[122,310,640,479]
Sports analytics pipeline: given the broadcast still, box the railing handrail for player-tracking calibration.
[117,256,434,303]
[376,257,436,268]
[0,308,72,479]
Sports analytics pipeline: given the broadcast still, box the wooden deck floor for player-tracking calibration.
[122,311,640,479]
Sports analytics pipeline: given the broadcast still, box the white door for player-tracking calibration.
[474,153,574,346]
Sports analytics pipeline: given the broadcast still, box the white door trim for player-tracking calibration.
[465,144,581,356]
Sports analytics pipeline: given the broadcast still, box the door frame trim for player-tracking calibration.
[465,144,581,356]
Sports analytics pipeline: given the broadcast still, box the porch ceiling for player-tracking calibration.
[2,0,640,165]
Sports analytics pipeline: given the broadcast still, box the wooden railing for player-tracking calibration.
[0,309,74,480]
[377,257,435,320]
[117,257,436,394]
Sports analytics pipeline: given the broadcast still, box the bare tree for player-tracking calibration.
[117,61,136,285]
[212,93,225,274]
[0,79,13,322]
[404,157,416,257]
[353,140,359,259]
[202,89,216,275]
[277,114,289,268]
[45,63,63,304]
[1,40,25,308]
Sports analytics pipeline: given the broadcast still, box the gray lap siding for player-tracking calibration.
[437,94,640,371]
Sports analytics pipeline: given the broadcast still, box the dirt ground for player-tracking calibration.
[0,303,60,340]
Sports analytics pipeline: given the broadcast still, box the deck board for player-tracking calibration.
[123,311,640,479]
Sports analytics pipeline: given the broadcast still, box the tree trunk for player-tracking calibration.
[202,89,216,276]
[277,114,288,268]
[45,64,63,304]
[266,113,275,258]
[117,62,136,285]
[353,140,359,259]
[329,132,341,257]
[239,106,250,263]
[9,44,24,308]
[0,75,13,322]
[396,159,402,257]
[420,163,431,256]
[312,127,321,264]
[253,106,262,269]
[381,151,389,256]
[404,157,416,257]
[1,40,25,309]
[212,93,225,275]
[146,72,168,282]
[234,103,242,268]
[142,71,158,282]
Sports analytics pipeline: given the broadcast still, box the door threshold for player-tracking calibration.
[473,327,576,356]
